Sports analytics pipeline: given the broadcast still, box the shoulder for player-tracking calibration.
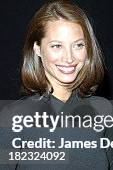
[0,93,45,111]
[0,93,48,126]
[86,95,112,107]
[83,95,113,116]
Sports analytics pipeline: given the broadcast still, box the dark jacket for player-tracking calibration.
[0,92,113,170]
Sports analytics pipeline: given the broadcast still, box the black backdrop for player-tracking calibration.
[0,0,113,99]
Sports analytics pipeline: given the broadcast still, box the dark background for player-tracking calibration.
[0,0,113,99]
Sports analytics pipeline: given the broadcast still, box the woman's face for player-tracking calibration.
[35,19,87,88]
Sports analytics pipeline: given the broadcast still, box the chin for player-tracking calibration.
[58,77,77,85]
[58,74,77,83]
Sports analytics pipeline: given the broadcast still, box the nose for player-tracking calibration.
[62,47,74,64]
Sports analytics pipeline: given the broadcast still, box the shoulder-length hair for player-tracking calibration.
[22,0,104,97]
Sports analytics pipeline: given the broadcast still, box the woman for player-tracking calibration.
[0,0,113,169]
[22,0,104,100]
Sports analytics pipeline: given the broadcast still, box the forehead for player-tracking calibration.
[44,19,84,39]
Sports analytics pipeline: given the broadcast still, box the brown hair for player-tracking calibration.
[22,0,104,97]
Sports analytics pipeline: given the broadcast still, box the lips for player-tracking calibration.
[56,65,76,74]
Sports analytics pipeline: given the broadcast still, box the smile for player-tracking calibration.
[56,65,76,74]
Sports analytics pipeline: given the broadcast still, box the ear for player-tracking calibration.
[33,42,41,57]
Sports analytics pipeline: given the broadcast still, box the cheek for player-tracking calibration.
[43,51,62,63]
[74,50,87,62]
[81,53,87,62]
[41,54,58,65]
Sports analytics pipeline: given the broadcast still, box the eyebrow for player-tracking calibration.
[49,38,85,44]
[49,40,62,44]
[73,38,85,43]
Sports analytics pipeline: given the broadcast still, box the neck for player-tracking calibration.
[52,86,72,102]
[46,73,72,102]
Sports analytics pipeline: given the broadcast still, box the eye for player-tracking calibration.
[73,42,85,50]
[77,43,85,48]
[51,44,62,49]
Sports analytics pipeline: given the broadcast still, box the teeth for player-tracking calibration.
[57,66,75,72]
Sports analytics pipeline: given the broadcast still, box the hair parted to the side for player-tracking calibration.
[22,0,104,97]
